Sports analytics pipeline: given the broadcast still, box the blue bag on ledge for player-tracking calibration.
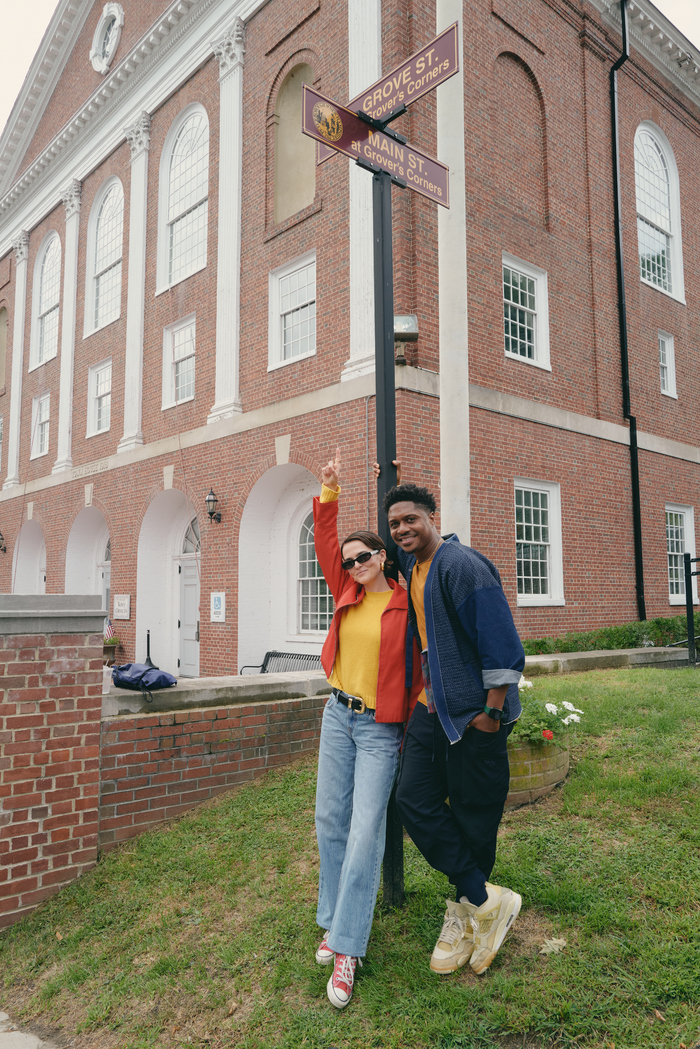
[112,663,177,701]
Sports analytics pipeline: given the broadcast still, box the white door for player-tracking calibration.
[100,563,111,622]
[179,560,200,677]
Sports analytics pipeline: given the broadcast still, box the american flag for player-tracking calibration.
[104,618,115,641]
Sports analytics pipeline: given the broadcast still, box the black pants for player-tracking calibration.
[396,702,512,894]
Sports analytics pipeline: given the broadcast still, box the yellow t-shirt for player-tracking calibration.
[329,589,393,708]
[410,554,436,707]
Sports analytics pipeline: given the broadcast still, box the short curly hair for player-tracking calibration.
[382,483,437,515]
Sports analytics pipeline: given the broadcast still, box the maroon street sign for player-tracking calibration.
[316,21,459,164]
[302,85,449,208]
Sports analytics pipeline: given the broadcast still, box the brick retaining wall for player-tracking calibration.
[0,601,104,930]
[98,694,326,850]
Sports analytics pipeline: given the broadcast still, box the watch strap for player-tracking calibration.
[483,704,504,721]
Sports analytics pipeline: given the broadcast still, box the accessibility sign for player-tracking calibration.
[316,22,459,164]
[302,85,449,208]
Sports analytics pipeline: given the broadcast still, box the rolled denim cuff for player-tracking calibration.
[482,668,522,689]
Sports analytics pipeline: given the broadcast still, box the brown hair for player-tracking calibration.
[341,530,393,567]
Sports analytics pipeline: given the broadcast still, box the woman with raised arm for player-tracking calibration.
[312,449,421,1009]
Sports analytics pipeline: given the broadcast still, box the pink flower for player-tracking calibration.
[542,729,554,741]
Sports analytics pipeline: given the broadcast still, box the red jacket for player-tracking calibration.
[313,496,423,723]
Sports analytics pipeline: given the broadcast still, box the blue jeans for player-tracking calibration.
[315,696,403,958]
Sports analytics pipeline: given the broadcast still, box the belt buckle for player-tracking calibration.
[352,697,366,714]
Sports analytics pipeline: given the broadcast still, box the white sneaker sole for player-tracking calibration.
[316,948,334,965]
[470,892,522,975]
[430,941,474,974]
[327,974,352,1008]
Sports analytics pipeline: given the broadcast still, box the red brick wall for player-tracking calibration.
[98,694,325,850]
[0,630,103,929]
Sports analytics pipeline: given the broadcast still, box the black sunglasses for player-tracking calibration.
[341,549,382,571]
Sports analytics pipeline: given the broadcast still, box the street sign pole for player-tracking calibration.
[301,57,455,911]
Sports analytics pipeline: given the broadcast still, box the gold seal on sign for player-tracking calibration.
[312,101,343,142]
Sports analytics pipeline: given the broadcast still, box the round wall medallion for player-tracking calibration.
[90,3,124,75]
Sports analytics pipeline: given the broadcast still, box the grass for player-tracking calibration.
[1,667,700,1049]
[521,610,700,655]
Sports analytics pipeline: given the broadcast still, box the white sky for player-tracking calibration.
[0,0,699,145]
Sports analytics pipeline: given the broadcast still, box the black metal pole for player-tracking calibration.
[684,553,695,666]
[370,168,404,909]
[610,0,646,621]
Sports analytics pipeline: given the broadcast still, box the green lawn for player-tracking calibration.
[1,668,700,1049]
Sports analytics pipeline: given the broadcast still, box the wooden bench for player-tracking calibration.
[238,650,323,675]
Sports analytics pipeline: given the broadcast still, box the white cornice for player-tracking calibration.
[0,0,271,258]
[0,0,94,196]
[591,0,700,106]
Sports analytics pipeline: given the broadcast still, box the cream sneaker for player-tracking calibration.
[430,898,476,973]
[469,883,521,975]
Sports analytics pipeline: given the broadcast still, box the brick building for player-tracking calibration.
[0,0,698,678]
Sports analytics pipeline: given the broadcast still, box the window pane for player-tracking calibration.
[169,200,208,285]
[635,130,671,232]
[515,487,550,596]
[38,238,61,363]
[169,114,209,223]
[638,218,671,292]
[298,512,334,631]
[171,322,196,402]
[95,184,124,276]
[666,510,685,597]
[503,266,536,359]
[659,337,668,392]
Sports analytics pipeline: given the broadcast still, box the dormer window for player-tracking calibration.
[90,3,124,74]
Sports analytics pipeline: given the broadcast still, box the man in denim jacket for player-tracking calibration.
[385,480,525,976]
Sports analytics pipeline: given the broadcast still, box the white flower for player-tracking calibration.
[545,703,559,715]
[561,713,581,725]
[519,676,533,689]
[562,702,584,713]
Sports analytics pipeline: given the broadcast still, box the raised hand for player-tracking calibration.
[321,447,341,491]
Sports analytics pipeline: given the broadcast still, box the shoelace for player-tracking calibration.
[439,912,466,946]
[333,954,361,987]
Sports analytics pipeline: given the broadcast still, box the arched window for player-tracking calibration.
[158,107,210,291]
[298,512,333,632]
[274,64,316,223]
[634,125,684,301]
[31,234,61,368]
[182,515,201,554]
[0,306,7,389]
[87,179,124,332]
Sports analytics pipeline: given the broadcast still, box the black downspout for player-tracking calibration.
[610,0,647,620]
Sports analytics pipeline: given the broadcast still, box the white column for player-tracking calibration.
[341,0,382,381]
[3,232,29,490]
[436,3,469,540]
[53,179,81,474]
[207,18,245,423]
[118,111,150,454]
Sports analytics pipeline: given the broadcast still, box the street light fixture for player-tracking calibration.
[205,489,221,523]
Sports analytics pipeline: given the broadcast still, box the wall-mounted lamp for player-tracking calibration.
[394,314,419,365]
[0,530,6,554]
[205,489,222,523]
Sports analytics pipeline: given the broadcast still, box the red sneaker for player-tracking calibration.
[327,953,361,1009]
[315,933,334,965]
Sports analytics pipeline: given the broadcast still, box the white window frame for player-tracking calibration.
[665,503,698,606]
[658,330,677,399]
[30,392,50,460]
[83,176,124,337]
[285,499,333,640]
[162,314,196,410]
[89,3,124,74]
[155,103,209,296]
[268,250,317,371]
[29,232,62,372]
[502,252,551,372]
[86,358,112,437]
[634,122,685,305]
[514,478,564,607]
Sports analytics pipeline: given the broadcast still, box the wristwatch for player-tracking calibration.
[483,705,504,721]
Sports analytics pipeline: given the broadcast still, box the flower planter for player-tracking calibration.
[506,740,569,810]
[103,643,120,665]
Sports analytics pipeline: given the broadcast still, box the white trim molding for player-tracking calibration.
[83,176,125,338]
[3,232,29,489]
[28,230,62,373]
[514,477,565,607]
[502,252,551,372]
[634,121,685,305]
[658,330,677,399]
[268,251,317,371]
[53,179,82,474]
[665,502,698,606]
[90,3,125,75]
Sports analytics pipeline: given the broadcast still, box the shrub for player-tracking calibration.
[522,611,700,656]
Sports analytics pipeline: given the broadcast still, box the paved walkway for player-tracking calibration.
[0,1014,59,1049]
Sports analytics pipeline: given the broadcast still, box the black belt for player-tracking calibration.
[332,688,369,715]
